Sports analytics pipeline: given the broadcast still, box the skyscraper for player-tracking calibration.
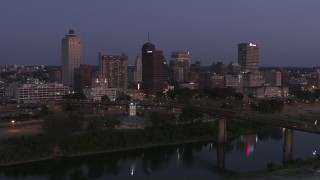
[62,29,82,89]
[99,52,128,89]
[169,51,190,83]
[133,54,142,83]
[142,42,167,94]
[238,43,259,72]
[189,61,201,85]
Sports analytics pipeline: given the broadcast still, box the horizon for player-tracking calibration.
[1,0,319,67]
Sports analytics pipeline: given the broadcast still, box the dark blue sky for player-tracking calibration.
[0,0,319,67]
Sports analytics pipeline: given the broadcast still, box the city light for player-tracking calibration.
[11,120,15,129]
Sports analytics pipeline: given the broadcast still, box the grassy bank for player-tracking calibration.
[0,122,217,166]
[227,158,320,179]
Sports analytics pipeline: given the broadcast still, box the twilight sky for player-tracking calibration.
[0,0,319,67]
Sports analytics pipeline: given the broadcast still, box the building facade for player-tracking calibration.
[99,52,128,89]
[15,83,69,104]
[238,43,259,72]
[242,72,265,87]
[169,51,190,83]
[62,29,82,89]
[189,61,201,88]
[133,55,142,83]
[74,64,92,93]
[141,42,167,94]
[263,70,282,86]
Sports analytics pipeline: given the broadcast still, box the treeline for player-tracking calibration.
[42,113,121,133]
[0,122,216,164]
[295,89,320,101]
[163,87,244,103]
[251,99,284,113]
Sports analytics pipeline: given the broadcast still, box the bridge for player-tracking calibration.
[141,102,319,164]
[55,100,320,135]
[139,102,319,134]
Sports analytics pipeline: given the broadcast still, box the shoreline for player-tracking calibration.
[0,125,276,168]
[0,136,215,167]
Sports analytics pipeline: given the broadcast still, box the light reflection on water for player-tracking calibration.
[0,129,319,180]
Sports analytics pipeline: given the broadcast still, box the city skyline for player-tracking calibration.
[0,1,320,67]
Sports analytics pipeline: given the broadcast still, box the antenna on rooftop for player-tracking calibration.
[148,32,150,42]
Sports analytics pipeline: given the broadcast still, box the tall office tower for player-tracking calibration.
[169,51,190,83]
[238,43,259,72]
[189,61,201,83]
[62,29,82,89]
[99,52,128,89]
[74,64,92,92]
[142,42,167,94]
[133,55,142,83]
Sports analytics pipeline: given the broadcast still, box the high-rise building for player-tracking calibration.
[99,52,128,89]
[169,51,190,83]
[189,61,201,88]
[141,42,167,94]
[62,29,82,89]
[134,55,142,83]
[238,43,259,72]
[74,64,92,92]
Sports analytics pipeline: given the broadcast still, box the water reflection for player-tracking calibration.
[0,128,319,180]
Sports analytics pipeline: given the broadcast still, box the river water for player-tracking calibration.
[0,129,319,180]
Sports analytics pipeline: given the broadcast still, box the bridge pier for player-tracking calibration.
[218,117,227,143]
[283,128,293,162]
[217,142,226,170]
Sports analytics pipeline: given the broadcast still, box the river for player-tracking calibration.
[0,128,319,180]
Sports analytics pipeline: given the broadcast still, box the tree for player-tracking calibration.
[314,89,320,99]
[101,95,111,103]
[166,90,176,101]
[87,117,103,132]
[116,92,131,102]
[234,92,244,100]
[147,112,174,127]
[296,90,313,100]
[63,92,87,100]
[42,113,84,133]
[176,88,193,103]
[102,116,121,129]
[179,105,203,123]
[66,113,85,132]
[39,104,50,117]
[257,100,272,113]
[155,91,165,100]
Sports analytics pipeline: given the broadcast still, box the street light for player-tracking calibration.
[11,120,15,129]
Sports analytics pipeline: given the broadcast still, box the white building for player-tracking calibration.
[244,86,289,99]
[15,83,69,104]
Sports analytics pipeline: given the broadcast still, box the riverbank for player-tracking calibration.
[227,158,320,180]
[0,137,216,167]
[0,120,278,168]
[0,122,218,167]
